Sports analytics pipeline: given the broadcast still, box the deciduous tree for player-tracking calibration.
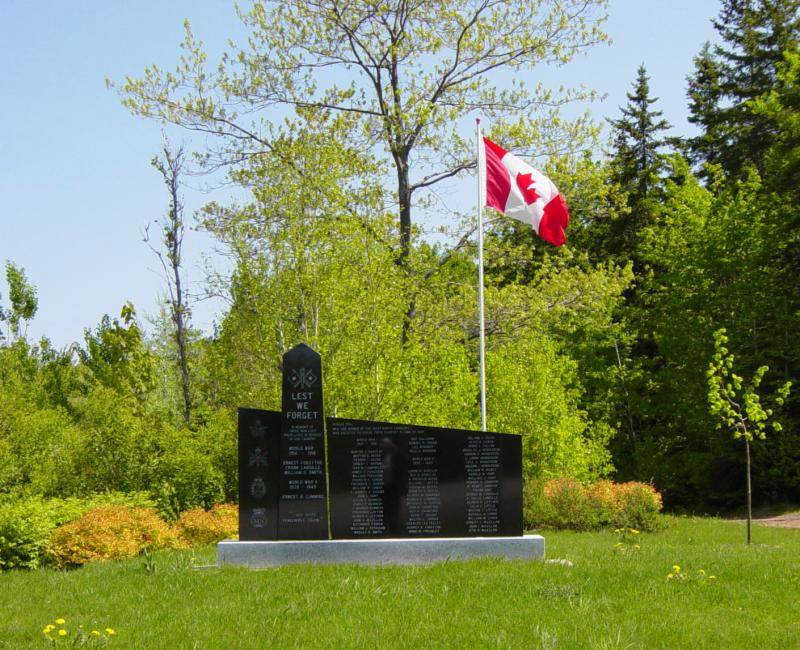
[707,328,791,543]
[113,0,609,339]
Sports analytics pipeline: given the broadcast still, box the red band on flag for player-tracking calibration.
[483,137,511,213]
[538,194,569,247]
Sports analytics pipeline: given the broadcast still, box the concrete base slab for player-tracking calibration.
[217,535,544,567]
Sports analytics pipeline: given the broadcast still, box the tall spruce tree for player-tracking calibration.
[605,64,671,263]
[688,0,800,178]
[686,43,725,176]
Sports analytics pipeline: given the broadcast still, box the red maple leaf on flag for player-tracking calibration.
[515,172,539,205]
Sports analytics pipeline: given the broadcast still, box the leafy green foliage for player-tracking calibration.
[2,0,799,525]
[707,328,791,542]
[708,328,791,443]
[0,261,38,342]
[687,0,800,178]
[0,497,55,570]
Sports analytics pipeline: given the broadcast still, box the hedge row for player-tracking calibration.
[2,478,663,569]
[0,495,237,570]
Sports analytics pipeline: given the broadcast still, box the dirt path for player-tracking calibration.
[750,512,800,529]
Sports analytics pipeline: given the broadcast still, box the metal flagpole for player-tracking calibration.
[476,118,487,432]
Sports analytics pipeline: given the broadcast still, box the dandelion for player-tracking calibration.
[634,544,641,550]
[698,569,706,577]
[630,529,640,535]
[667,573,674,580]
[55,618,65,625]
[58,629,67,637]
[106,628,115,636]
[709,575,717,580]
[43,626,53,635]
[672,565,681,573]
[91,630,101,637]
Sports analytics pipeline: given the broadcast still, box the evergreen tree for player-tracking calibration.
[604,64,671,262]
[688,0,800,177]
[686,43,725,176]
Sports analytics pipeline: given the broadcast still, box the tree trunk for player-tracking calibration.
[152,143,193,426]
[173,268,192,425]
[745,436,752,545]
[168,166,192,426]
[395,151,415,345]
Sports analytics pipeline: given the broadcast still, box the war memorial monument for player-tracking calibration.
[217,343,544,566]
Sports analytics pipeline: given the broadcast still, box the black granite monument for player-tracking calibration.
[237,408,280,540]
[278,343,328,540]
[327,419,522,538]
[237,343,523,541]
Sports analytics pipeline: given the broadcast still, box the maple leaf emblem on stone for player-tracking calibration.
[516,172,540,205]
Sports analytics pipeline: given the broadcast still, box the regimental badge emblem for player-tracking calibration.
[250,477,266,499]
[250,508,267,529]
[249,419,267,439]
[248,448,268,468]
[289,367,318,389]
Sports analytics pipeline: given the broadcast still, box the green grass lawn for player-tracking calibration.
[1,517,798,648]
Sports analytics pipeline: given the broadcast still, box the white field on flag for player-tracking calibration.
[481,136,570,246]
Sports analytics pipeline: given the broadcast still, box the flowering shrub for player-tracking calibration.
[525,478,663,531]
[45,506,183,568]
[176,503,238,546]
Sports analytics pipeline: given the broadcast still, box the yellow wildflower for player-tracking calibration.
[91,630,101,637]
[630,529,640,534]
[106,628,115,635]
[698,569,706,577]
[613,542,623,548]
[58,629,67,637]
[634,544,641,550]
[43,627,53,635]
[667,574,673,580]
[672,565,680,573]
[709,575,716,580]
[55,618,65,625]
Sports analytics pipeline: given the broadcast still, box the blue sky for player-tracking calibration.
[1,0,721,348]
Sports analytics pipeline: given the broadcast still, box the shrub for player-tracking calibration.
[525,478,663,532]
[150,429,226,520]
[176,503,238,546]
[0,492,155,571]
[0,497,56,570]
[613,482,663,531]
[547,478,604,531]
[45,505,183,568]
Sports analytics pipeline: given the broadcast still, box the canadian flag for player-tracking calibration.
[480,136,570,247]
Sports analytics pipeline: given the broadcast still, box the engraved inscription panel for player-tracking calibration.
[278,344,328,540]
[328,418,522,539]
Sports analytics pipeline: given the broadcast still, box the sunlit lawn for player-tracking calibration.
[1,516,797,648]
